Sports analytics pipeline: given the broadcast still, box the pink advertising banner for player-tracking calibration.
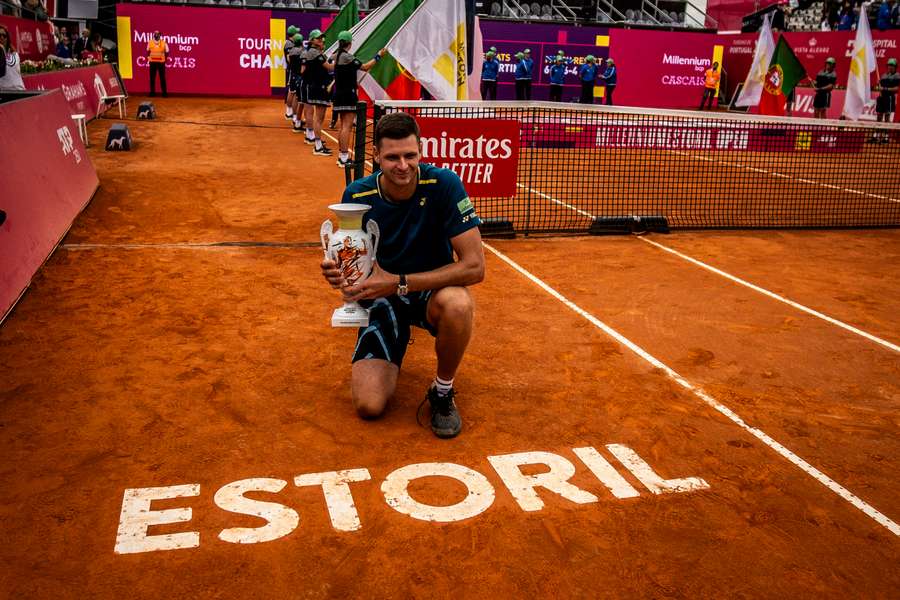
[117,4,272,96]
[720,30,900,107]
[606,29,721,110]
[24,63,124,121]
[0,89,98,322]
[521,116,866,153]
[116,4,333,96]
[0,14,55,61]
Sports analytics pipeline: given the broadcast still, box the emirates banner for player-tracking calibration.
[0,89,98,321]
[0,14,55,61]
[23,63,124,121]
[416,118,520,197]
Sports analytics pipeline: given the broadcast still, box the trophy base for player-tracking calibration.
[331,305,370,328]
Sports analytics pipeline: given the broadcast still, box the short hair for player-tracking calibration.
[374,112,420,147]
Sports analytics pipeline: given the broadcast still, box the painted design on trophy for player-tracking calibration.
[335,235,369,285]
[320,203,380,328]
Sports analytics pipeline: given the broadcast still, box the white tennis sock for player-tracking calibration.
[315,138,323,150]
[340,151,349,162]
[434,376,454,397]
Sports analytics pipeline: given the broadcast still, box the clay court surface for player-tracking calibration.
[1,97,899,598]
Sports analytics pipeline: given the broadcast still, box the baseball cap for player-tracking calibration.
[287,25,298,36]
[557,50,565,56]
[585,54,595,62]
[489,46,497,53]
[515,52,524,59]
[308,29,323,40]
[486,51,495,58]
[337,30,352,43]
[606,58,615,65]
[888,58,898,66]
[292,34,303,44]
[524,48,531,54]
[826,57,836,64]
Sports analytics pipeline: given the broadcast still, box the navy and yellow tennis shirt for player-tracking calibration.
[340,163,481,276]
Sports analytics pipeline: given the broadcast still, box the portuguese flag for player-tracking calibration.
[356,0,422,100]
[323,0,359,50]
[758,36,806,116]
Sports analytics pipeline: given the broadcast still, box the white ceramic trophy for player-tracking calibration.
[321,203,380,328]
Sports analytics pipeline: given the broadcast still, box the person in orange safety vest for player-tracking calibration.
[699,61,720,111]
[147,30,169,98]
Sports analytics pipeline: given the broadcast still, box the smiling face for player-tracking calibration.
[374,135,420,192]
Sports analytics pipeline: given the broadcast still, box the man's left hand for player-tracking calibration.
[343,263,398,302]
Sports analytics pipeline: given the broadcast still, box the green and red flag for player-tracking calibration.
[356,0,422,101]
[758,35,806,116]
[323,0,359,50]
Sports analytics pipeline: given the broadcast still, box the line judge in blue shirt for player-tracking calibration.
[549,54,568,102]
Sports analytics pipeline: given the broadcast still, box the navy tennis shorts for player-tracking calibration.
[353,291,436,367]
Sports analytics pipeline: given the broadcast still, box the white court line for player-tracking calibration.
[520,181,900,354]
[483,242,900,536]
[638,237,900,354]
[516,183,595,219]
[671,151,900,205]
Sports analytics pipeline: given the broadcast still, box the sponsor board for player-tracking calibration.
[0,14,55,61]
[116,4,338,95]
[417,117,520,197]
[23,63,123,121]
[521,118,865,153]
[114,444,708,555]
[0,89,98,321]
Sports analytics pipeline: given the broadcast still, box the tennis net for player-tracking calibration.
[369,101,900,234]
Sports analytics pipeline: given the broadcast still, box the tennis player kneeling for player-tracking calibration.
[320,112,485,439]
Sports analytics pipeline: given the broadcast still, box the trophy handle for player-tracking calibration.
[320,220,334,260]
[366,219,380,260]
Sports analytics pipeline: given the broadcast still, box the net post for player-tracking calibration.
[372,103,385,173]
[350,100,368,184]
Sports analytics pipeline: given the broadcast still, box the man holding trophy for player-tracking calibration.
[320,112,485,439]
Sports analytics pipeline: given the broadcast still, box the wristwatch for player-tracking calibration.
[397,274,408,296]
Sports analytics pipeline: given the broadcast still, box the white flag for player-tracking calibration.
[735,14,775,108]
[842,3,877,120]
[467,16,484,101]
[385,0,468,101]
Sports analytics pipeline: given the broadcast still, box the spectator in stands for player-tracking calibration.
[836,1,855,30]
[0,25,25,91]
[74,28,92,58]
[147,30,169,97]
[55,33,73,59]
[23,0,47,21]
[548,54,567,102]
[699,61,720,110]
[892,0,899,27]
[873,58,898,141]
[877,0,895,30]
[481,50,500,101]
[578,55,598,104]
[600,58,617,105]
[813,57,837,119]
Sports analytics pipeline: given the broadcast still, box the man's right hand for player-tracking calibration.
[321,259,345,290]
